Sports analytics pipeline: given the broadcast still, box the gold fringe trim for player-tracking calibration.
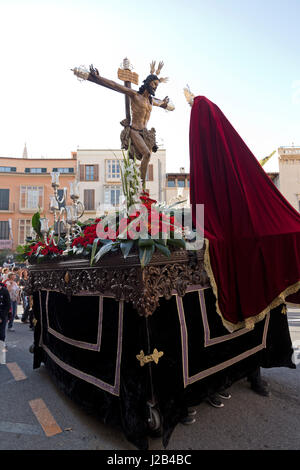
[203,238,300,333]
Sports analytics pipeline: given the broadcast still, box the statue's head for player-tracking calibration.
[138,74,160,97]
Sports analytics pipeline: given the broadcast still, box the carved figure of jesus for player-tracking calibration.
[74,61,174,185]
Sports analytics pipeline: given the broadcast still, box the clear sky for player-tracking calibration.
[0,0,299,172]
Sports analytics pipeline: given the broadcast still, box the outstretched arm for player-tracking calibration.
[72,65,136,98]
[153,96,175,111]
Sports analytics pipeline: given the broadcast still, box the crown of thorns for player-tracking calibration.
[149,61,168,83]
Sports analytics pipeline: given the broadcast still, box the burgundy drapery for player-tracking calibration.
[189,96,300,331]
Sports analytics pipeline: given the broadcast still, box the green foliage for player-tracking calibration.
[154,241,171,258]
[166,238,186,249]
[119,143,142,211]
[139,244,155,268]
[120,239,135,259]
[93,241,116,263]
[15,244,32,262]
[31,210,42,239]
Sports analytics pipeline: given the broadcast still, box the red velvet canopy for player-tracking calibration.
[189,96,300,331]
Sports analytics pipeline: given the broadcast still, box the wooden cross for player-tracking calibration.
[117,58,139,125]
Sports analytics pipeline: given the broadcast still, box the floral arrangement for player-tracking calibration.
[16,148,192,268]
[119,148,143,210]
[16,210,66,264]
[26,241,64,257]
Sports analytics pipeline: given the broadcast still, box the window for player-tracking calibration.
[79,164,99,181]
[0,221,9,240]
[86,165,94,181]
[18,219,32,245]
[177,179,185,188]
[0,166,16,172]
[52,167,74,173]
[104,186,121,207]
[84,189,95,210]
[0,189,9,210]
[167,180,175,187]
[106,160,120,180]
[25,168,47,173]
[57,189,66,209]
[20,186,44,210]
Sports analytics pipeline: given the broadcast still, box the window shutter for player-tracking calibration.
[84,189,88,208]
[4,189,9,210]
[148,164,153,181]
[84,189,95,210]
[94,164,99,181]
[0,221,9,239]
[104,187,110,205]
[0,189,9,210]
[84,164,89,181]
[38,187,44,209]
[79,165,85,181]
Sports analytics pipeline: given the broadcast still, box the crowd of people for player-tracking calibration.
[0,265,33,348]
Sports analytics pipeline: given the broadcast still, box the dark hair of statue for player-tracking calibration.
[138,74,159,103]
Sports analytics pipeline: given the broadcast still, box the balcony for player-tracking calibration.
[19,206,44,214]
[278,147,300,155]
[0,239,13,249]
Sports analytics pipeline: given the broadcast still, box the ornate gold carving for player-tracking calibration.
[26,249,209,316]
[136,348,164,367]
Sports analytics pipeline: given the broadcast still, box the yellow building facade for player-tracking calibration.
[0,154,77,251]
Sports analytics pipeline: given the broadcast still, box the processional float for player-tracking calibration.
[21,57,297,450]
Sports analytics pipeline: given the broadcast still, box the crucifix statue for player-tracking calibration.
[72,58,175,186]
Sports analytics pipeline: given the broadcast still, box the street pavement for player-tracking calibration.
[0,305,299,452]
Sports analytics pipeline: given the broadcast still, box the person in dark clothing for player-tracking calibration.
[28,295,34,330]
[206,368,270,409]
[0,281,12,364]
[19,269,30,323]
[247,367,270,397]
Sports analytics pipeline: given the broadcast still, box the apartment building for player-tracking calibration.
[278,145,300,211]
[0,153,77,250]
[75,148,166,220]
[165,167,190,206]
[163,148,299,212]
